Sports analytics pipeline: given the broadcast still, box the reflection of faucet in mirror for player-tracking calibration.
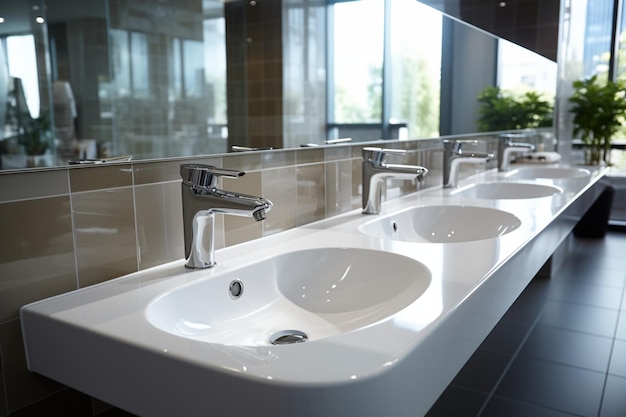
[443,140,493,188]
[231,146,274,152]
[180,164,273,269]
[497,134,535,171]
[301,138,352,147]
[362,147,428,214]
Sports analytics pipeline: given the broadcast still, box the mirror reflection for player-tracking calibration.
[0,0,556,170]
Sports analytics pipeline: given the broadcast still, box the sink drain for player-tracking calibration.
[270,330,308,345]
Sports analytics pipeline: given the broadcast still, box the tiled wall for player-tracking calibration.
[0,135,505,416]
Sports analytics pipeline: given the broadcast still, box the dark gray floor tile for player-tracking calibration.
[97,407,138,417]
[495,357,604,417]
[572,234,626,260]
[425,232,626,417]
[452,348,511,393]
[600,375,626,417]
[548,280,623,310]
[498,286,549,326]
[10,388,92,417]
[425,385,487,417]
[553,262,626,289]
[539,300,619,338]
[480,396,582,417]
[617,311,626,339]
[518,325,613,372]
[609,340,626,377]
[479,320,530,356]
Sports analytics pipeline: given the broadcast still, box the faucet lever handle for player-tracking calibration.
[180,164,245,188]
[362,147,406,163]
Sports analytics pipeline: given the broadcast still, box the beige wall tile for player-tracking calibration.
[324,145,351,162]
[0,170,69,203]
[296,163,326,226]
[135,182,184,270]
[133,160,185,185]
[351,158,363,210]
[0,197,76,322]
[325,160,353,217]
[262,166,297,235]
[261,149,296,169]
[223,152,262,171]
[222,170,264,246]
[296,147,324,165]
[69,164,133,192]
[72,188,138,287]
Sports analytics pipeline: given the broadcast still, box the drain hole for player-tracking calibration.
[392,221,398,232]
[270,330,308,345]
[229,280,243,299]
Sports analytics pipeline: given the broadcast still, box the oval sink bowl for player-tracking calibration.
[452,182,561,199]
[147,248,431,346]
[506,167,590,180]
[360,205,521,243]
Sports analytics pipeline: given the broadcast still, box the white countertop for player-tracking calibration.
[21,164,609,417]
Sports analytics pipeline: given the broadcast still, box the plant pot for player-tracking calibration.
[583,146,602,165]
[26,153,55,168]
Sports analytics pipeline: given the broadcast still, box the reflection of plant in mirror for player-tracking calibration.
[477,86,553,132]
[569,75,626,165]
[19,114,52,156]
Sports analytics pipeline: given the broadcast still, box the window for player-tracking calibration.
[6,35,39,118]
[130,32,150,98]
[329,0,442,139]
[497,39,557,98]
[388,0,441,138]
[331,0,384,124]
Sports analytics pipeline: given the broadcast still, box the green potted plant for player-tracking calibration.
[17,113,54,168]
[19,113,51,156]
[477,86,553,132]
[569,74,626,165]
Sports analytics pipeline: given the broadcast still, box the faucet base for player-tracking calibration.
[185,213,217,269]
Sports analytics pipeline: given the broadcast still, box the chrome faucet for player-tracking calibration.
[180,164,273,269]
[443,140,493,188]
[362,147,428,214]
[497,133,535,171]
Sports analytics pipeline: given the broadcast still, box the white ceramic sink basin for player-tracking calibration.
[452,182,561,199]
[147,248,431,346]
[506,167,591,180]
[360,205,521,243]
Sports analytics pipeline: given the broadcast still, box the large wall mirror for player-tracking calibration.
[0,0,558,171]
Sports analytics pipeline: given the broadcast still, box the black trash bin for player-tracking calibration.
[574,183,615,238]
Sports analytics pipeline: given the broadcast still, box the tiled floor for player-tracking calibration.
[427,229,626,417]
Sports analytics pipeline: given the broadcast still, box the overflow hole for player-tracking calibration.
[229,280,243,299]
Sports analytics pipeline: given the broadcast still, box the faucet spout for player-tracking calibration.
[362,147,428,214]
[180,164,273,269]
[443,140,493,188]
[498,134,536,171]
